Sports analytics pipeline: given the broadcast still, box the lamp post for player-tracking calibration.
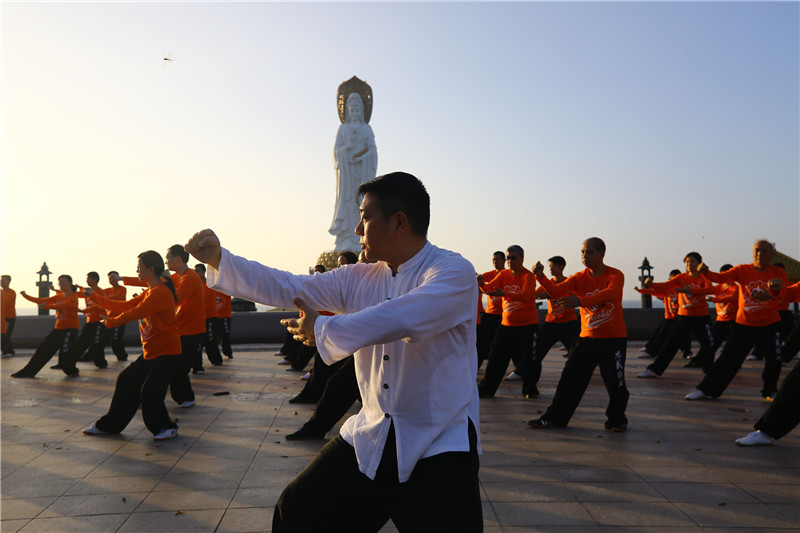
[638,258,653,309]
[36,262,52,316]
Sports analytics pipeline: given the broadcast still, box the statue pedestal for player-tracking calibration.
[316,250,359,272]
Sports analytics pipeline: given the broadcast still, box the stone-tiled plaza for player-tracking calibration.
[2,342,798,532]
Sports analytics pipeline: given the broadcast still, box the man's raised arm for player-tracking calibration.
[185,229,223,270]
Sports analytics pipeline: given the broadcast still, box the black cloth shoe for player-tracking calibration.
[11,371,35,378]
[527,418,565,429]
[288,394,317,405]
[285,426,325,441]
[64,369,80,377]
[605,422,627,433]
[51,364,63,370]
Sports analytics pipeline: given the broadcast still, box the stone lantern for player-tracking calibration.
[36,262,52,316]
[638,258,653,309]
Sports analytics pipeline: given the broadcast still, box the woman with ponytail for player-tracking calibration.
[81,250,182,440]
[12,275,81,378]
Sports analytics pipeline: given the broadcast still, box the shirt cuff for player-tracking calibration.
[206,248,230,289]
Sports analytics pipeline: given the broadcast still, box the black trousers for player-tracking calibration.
[542,337,629,428]
[754,310,796,359]
[644,318,690,355]
[203,318,223,365]
[476,312,502,368]
[755,359,800,440]
[2,317,15,354]
[273,421,482,533]
[648,315,714,375]
[296,352,346,403]
[95,354,181,435]
[478,324,538,398]
[74,322,101,361]
[169,334,201,404]
[15,328,79,377]
[110,324,128,361]
[219,316,233,356]
[526,320,580,390]
[84,323,113,368]
[782,324,800,363]
[303,355,360,434]
[710,320,735,354]
[697,322,781,398]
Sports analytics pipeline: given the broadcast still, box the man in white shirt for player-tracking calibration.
[185,172,482,532]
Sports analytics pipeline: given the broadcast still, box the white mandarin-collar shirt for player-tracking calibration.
[208,241,480,482]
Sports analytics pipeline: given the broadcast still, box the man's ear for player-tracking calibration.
[394,211,410,234]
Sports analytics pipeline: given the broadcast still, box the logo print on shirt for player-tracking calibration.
[743,280,771,313]
[140,317,153,340]
[582,289,614,329]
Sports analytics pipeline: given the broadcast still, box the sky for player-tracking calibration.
[3,1,799,315]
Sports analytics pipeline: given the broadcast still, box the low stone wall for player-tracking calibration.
[8,309,671,348]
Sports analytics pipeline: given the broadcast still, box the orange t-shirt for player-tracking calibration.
[483,268,538,327]
[480,269,505,315]
[172,270,206,335]
[77,287,107,323]
[710,283,738,322]
[216,292,232,318]
[703,264,788,327]
[780,281,800,303]
[647,272,713,317]
[202,283,220,319]
[23,292,80,330]
[105,285,127,302]
[537,266,627,338]
[542,277,579,323]
[637,286,679,320]
[1,288,16,319]
[90,284,181,359]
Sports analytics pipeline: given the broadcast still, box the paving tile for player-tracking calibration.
[0,497,57,519]
[491,501,596,526]
[564,481,665,502]
[582,501,695,526]
[216,507,273,533]
[38,492,146,517]
[674,502,799,528]
[229,487,285,509]
[116,509,225,532]
[651,482,761,504]
[481,481,575,502]
[15,513,129,533]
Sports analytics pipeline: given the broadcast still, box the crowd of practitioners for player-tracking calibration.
[1,245,234,441]
[2,239,799,447]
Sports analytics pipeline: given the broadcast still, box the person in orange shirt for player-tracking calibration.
[1,275,16,357]
[81,250,183,441]
[528,237,629,432]
[216,291,233,359]
[476,251,505,368]
[750,263,797,361]
[67,272,109,368]
[106,271,129,362]
[477,245,539,399]
[636,269,688,359]
[698,264,738,365]
[637,252,715,377]
[12,275,81,378]
[686,240,789,401]
[526,255,580,398]
[194,263,224,367]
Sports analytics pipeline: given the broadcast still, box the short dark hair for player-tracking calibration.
[314,264,326,273]
[358,172,430,237]
[507,245,524,258]
[493,251,505,259]
[585,237,606,253]
[167,244,189,264]
[338,251,359,265]
[195,264,206,273]
[548,256,566,267]
[139,250,177,301]
[107,271,118,277]
[87,271,99,281]
[684,252,702,263]
[720,264,734,272]
[669,269,682,277]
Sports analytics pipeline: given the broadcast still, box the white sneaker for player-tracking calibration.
[736,430,773,446]
[300,372,311,380]
[746,354,759,361]
[153,428,178,441]
[685,389,710,401]
[637,351,654,359]
[2,352,14,358]
[82,424,108,435]
[277,358,292,365]
[274,351,285,357]
[178,400,195,408]
[637,369,658,378]
[505,371,522,381]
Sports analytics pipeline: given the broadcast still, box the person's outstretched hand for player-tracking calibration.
[280,298,319,347]
[185,229,222,269]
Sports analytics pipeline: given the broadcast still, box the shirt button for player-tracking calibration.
[383,355,389,361]
[383,383,388,389]
[384,413,390,418]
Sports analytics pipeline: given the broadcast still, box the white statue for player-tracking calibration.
[329,92,377,252]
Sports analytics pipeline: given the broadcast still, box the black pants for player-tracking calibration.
[709,320,734,354]
[84,323,113,368]
[296,352,346,403]
[644,318,690,355]
[219,316,233,356]
[273,421,482,533]
[478,324,538,398]
[755,359,800,440]
[782,324,800,363]
[648,315,714,375]
[14,328,79,377]
[526,320,580,391]
[754,310,796,359]
[95,354,181,435]
[542,337,628,428]
[74,322,101,361]
[169,334,201,404]
[203,318,223,366]
[110,324,128,361]
[697,322,781,398]
[476,312,502,368]
[303,355,360,434]
[2,317,15,354]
